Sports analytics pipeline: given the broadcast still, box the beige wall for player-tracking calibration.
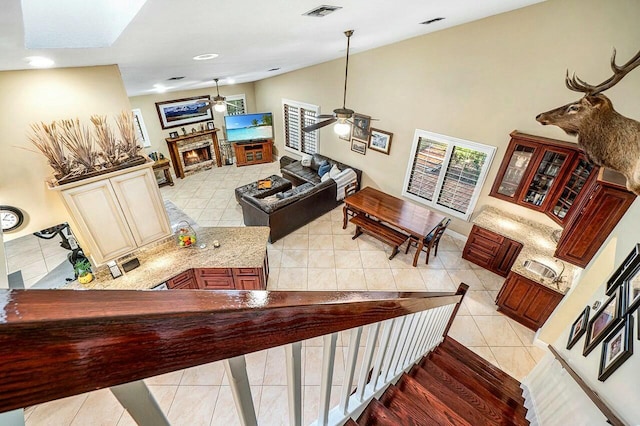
[0,65,132,241]
[254,0,640,237]
[129,83,257,161]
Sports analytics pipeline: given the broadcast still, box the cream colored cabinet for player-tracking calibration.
[54,163,171,265]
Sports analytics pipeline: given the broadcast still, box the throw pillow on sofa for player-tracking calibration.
[301,153,312,167]
[317,161,331,177]
[329,164,341,178]
[320,172,331,183]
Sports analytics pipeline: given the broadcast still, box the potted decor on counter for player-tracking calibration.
[74,259,94,284]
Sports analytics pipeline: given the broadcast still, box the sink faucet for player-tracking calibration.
[552,259,566,288]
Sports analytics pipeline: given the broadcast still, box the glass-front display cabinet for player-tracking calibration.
[491,140,539,202]
[548,155,596,224]
[521,148,571,210]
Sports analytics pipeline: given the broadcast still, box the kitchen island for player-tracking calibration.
[63,226,270,290]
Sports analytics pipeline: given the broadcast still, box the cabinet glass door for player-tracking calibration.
[522,150,567,207]
[550,157,595,222]
[496,144,536,198]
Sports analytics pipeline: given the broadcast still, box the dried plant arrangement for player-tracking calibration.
[59,118,97,171]
[25,112,147,185]
[115,111,141,160]
[26,122,70,179]
[90,115,119,167]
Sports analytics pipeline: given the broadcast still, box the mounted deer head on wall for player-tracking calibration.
[536,49,640,195]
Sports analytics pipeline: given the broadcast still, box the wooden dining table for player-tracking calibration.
[343,187,446,267]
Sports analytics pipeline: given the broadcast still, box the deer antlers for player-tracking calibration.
[565,48,640,95]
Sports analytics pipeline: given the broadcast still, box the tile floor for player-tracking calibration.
[20,161,548,425]
[5,232,72,288]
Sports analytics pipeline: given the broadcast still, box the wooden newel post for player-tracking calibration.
[441,283,469,338]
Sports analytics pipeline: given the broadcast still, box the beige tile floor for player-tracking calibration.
[22,161,548,425]
[4,233,72,288]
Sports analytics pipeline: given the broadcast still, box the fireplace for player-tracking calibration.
[165,130,222,179]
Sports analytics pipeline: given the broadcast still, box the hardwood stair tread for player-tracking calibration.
[396,375,473,426]
[415,360,528,424]
[426,349,526,409]
[380,384,449,425]
[357,398,405,426]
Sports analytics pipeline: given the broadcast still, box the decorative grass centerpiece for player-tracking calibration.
[26,111,146,185]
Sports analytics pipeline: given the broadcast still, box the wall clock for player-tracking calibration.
[0,205,24,232]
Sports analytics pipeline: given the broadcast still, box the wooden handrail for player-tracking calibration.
[0,288,465,412]
[548,345,625,426]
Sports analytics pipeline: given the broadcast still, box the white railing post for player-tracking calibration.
[354,323,380,403]
[317,332,338,426]
[110,380,170,426]
[369,319,393,392]
[339,327,362,415]
[285,341,303,426]
[398,312,423,372]
[380,317,406,383]
[410,309,433,362]
[224,355,258,426]
[390,313,416,376]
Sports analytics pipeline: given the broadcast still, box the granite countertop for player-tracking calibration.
[473,206,577,294]
[63,226,270,290]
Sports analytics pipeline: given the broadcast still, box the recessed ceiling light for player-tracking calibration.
[193,53,219,61]
[26,56,55,68]
[420,17,445,25]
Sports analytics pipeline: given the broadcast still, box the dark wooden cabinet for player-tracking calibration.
[496,271,564,330]
[462,225,523,277]
[233,140,273,167]
[555,174,635,267]
[195,268,235,289]
[490,131,599,221]
[166,269,198,289]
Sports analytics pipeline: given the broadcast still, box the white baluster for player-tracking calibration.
[410,310,433,362]
[422,306,445,354]
[390,313,416,376]
[369,319,394,392]
[110,380,170,426]
[317,332,338,426]
[339,327,363,415]
[285,342,303,426]
[380,316,405,383]
[224,355,258,426]
[399,311,423,371]
[355,322,380,402]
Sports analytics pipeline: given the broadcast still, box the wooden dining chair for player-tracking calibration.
[342,182,359,229]
[405,218,451,264]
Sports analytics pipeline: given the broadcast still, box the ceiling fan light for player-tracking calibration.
[214,101,226,112]
[334,121,350,136]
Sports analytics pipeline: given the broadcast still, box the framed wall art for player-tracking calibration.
[155,95,212,129]
[598,314,634,381]
[169,131,179,139]
[567,306,590,350]
[623,264,640,315]
[207,121,215,130]
[351,113,371,143]
[606,243,640,296]
[584,289,622,356]
[369,129,393,155]
[351,139,367,155]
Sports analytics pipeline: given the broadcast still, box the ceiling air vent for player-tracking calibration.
[420,17,445,25]
[268,68,281,72]
[303,5,342,17]
[167,76,185,80]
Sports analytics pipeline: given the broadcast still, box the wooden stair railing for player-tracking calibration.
[0,286,466,414]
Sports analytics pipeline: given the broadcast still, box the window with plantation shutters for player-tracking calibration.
[225,94,246,116]
[131,108,151,148]
[403,130,495,220]
[282,99,319,155]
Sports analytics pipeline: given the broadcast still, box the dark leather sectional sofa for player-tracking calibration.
[238,154,362,242]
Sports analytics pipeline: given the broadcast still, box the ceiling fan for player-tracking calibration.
[303,30,364,136]
[200,78,228,112]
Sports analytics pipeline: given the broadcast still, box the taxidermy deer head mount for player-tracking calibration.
[536,48,640,195]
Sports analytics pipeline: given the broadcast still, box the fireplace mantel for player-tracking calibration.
[166,129,222,178]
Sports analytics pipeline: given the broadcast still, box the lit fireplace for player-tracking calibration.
[181,146,211,167]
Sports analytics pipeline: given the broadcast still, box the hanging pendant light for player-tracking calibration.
[213,78,226,112]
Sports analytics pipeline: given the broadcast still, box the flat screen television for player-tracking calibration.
[224,112,273,143]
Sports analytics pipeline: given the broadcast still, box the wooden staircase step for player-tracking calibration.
[396,375,473,426]
[410,365,513,425]
[380,384,450,425]
[416,359,528,424]
[426,349,526,409]
[357,398,405,426]
[440,338,523,392]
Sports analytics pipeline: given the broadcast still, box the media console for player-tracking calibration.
[233,139,273,167]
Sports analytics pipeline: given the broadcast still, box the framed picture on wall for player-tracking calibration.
[606,244,640,296]
[351,113,371,143]
[584,289,622,356]
[169,131,179,139]
[567,306,590,350]
[368,129,393,155]
[623,265,640,315]
[351,139,367,155]
[598,314,633,381]
[155,95,212,129]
